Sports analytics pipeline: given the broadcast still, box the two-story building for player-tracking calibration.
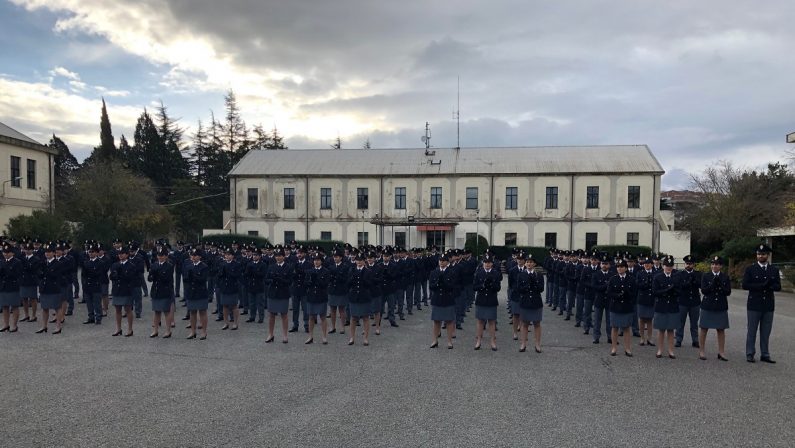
[222,145,666,250]
[0,122,55,232]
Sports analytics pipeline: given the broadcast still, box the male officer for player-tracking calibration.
[578,251,599,332]
[564,250,580,321]
[289,247,311,332]
[128,242,147,318]
[674,255,702,348]
[742,244,781,363]
[543,249,556,306]
[590,254,612,344]
[80,245,104,325]
[171,241,186,298]
[244,248,268,323]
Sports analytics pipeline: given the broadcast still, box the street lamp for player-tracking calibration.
[475,208,480,258]
[1,177,23,197]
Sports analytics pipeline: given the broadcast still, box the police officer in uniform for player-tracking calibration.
[741,244,780,363]
[184,248,209,340]
[473,255,502,351]
[80,245,104,325]
[266,248,292,343]
[698,256,731,361]
[590,254,612,344]
[653,256,678,358]
[346,254,371,346]
[429,253,457,349]
[304,255,330,345]
[109,247,136,337]
[0,244,23,332]
[607,260,637,357]
[244,248,268,324]
[517,254,544,353]
[148,247,175,338]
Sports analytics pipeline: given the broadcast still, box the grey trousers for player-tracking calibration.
[546,279,554,304]
[746,310,774,358]
[592,305,611,341]
[676,304,700,344]
[84,291,102,322]
[574,293,584,323]
[582,299,593,330]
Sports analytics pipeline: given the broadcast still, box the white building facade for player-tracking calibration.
[223,146,666,250]
[0,122,55,231]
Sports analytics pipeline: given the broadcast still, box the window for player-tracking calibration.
[320,231,332,241]
[283,188,295,209]
[357,187,368,209]
[505,187,518,210]
[465,187,478,209]
[585,233,598,251]
[627,232,639,246]
[247,230,259,236]
[426,230,445,251]
[10,156,20,187]
[628,186,640,209]
[395,187,406,209]
[357,232,369,246]
[395,232,406,248]
[284,231,295,244]
[26,159,36,189]
[505,233,517,246]
[247,188,258,210]
[586,186,599,209]
[430,187,442,209]
[320,187,332,209]
[545,186,558,209]
[544,232,557,248]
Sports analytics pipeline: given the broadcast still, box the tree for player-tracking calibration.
[267,126,287,149]
[66,160,172,243]
[362,138,371,149]
[331,135,341,149]
[5,210,71,241]
[166,178,218,240]
[222,89,250,164]
[48,134,80,206]
[93,97,117,161]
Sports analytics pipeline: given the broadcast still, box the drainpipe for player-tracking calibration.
[305,176,310,240]
[569,175,574,249]
[232,177,238,234]
[489,175,495,243]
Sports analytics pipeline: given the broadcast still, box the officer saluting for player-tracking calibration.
[741,244,780,363]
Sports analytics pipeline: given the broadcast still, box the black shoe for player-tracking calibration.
[717,354,728,361]
[35,327,48,334]
[407,311,413,315]
[258,319,264,323]
[558,311,564,316]
[65,311,73,316]
[692,341,700,348]
[455,323,463,330]
[399,315,405,321]
[674,341,682,348]
[246,318,255,323]
[215,316,223,322]
[122,313,127,318]
[95,320,102,325]
[574,322,581,328]
[592,339,600,344]
[583,329,590,335]
[78,299,86,304]
[241,310,248,315]
[328,329,336,334]
[211,310,218,314]
[760,357,776,364]
[288,327,298,333]
[82,319,95,324]
[390,321,399,327]
[181,315,189,320]
[747,356,755,363]
[564,316,571,321]
[135,313,141,319]
[633,332,641,337]
[430,342,438,348]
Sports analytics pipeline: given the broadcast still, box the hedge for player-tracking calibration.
[486,246,548,262]
[200,233,271,248]
[592,245,653,257]
[464,235,489,257]
[294,240,347,253]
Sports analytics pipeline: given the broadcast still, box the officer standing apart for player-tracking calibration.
[742,244,780,363]
[675,255,702,348]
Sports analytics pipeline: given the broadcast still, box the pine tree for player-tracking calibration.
[331,135,342,149]
[222,89,249,164]
[155,101,190,180]
[267,126,287,149]
[48,134,80,206]
[118,134,133,168]
[362,138,371,149]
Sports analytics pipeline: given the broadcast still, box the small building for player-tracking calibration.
[222,145,666,250]
[0,122,56,231]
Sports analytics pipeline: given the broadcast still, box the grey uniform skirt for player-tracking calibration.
[475,305,498,321]
[431,305,455,322]
[653,312,678,330]
[370,296,382,315]
[151,298,172,313]
[349,301,370,318]
[268,298,289,315]
[112,295,132,307]
[509,300,521,315]
[0,291,21,308]
[19,286,37,299]
[520,307,543,323]
[610,311,634,328]
[637,304,655,320]
[328,294,348,308]
[39,293,62,310]
[219,293,238,307]
[306,301,327,317]
[186,298,208,311]
[699,309,729,330]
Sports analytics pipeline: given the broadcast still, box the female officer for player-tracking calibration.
[148,248,175,338]
[517,254,544,353]
[346,254,371,346]
[184,248,209,340]
[265,248,292,343]
[19,243,42,324]
[652,256,679,358]
[217,249,242,331]
[109,247,136,337]
[305,255,330,345]
[635,257,656,347]
[366,252,384,336]
[429,253,456,349]
[607,260,637,357]
[698,256,731,361]
[473,256,502,351]
[37,245,63,334]
[0,244,23,333]
[327,250,349,335]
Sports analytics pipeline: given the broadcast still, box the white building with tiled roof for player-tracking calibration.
[222,145,667,250]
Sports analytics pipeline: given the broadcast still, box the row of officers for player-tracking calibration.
[0,239,782,362]
[538,244,780,362]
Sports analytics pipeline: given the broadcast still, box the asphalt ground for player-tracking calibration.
[0,281,793,447]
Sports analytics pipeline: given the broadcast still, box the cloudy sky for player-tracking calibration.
[1,0,793,189]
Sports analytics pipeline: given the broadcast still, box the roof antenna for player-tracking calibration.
[453,76,460,150]
[422,122,434,155]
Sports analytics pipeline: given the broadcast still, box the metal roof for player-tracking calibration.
[229,145,665,177]
[0,122,42,145]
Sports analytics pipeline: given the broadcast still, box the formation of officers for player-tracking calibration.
[0,235,782,362]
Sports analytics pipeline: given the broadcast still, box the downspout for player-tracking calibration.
[232,177,238,234]
[48,153,54,213]
[489,175,495,244]
[569,175,574,249]
[305,176,310,240]
[379,176,384,245]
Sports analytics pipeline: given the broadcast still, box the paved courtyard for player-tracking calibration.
[1,283,793,447]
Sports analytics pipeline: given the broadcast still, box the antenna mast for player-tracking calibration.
[421,121,432,149]
[453,76,460,149]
